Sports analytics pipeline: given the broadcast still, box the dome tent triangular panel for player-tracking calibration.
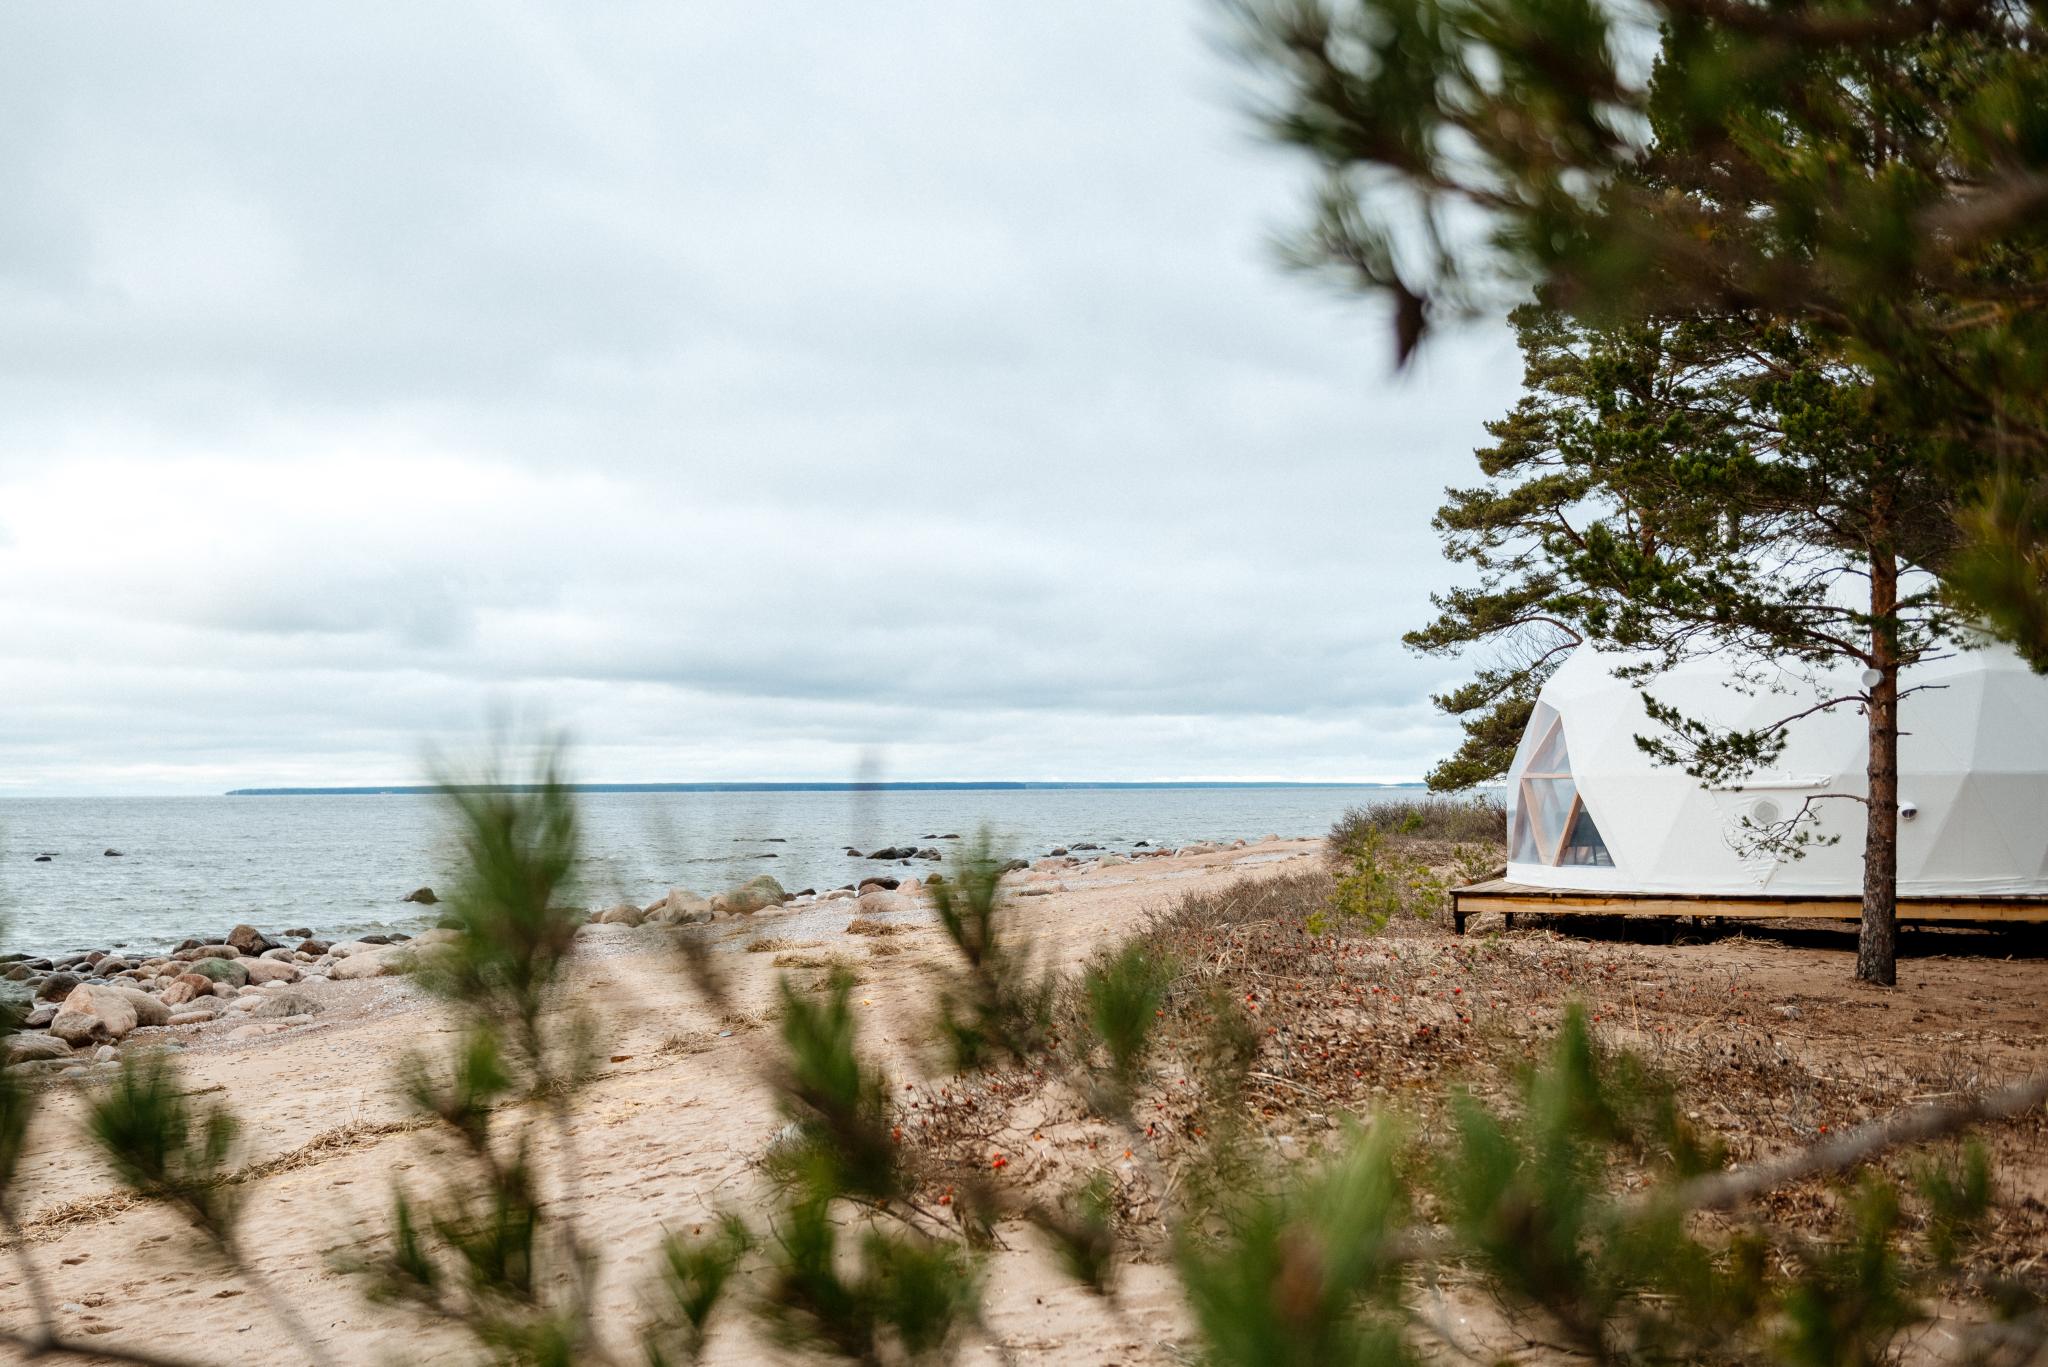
[1506,707,1613,867]
[1501,644,2048,898]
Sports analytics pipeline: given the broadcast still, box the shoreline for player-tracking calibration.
[0,834,1313,1077]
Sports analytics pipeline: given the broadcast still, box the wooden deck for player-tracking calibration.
[1449,878,2048,934]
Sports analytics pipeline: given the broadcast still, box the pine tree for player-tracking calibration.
[1230,0,2048,665]
[1417,306,1960,983]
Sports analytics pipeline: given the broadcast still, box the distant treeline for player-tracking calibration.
[223,781,1423,796]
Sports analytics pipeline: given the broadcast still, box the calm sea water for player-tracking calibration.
[0,787,1415,954]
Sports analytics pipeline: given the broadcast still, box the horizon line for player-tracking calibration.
[219,779,1432,797]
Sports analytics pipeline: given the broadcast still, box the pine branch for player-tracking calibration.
[1653,1068,2048,1216]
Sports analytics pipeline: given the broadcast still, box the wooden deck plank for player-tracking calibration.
[1448,879,2048,930]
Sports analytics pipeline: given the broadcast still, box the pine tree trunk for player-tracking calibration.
[1856,543,1900,987]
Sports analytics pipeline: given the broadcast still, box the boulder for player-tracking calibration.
[25,1004,57,1029]
[710,875,786,917]
[327,944,414,980]
[50,985,171,1046]
[103,849,123,857]
[866,846,917,861]
[187,957,250,987]
[35,972,80,1002]
[299,940,331,956]
[855,890,909,915]
[5,1034,72,1064]
[284,927,313,939]
[999,859,1030,874]
[159,978,202,1007]
[643,887,705,917]
[225,925,276,957]
[596,902,647,927]
[402,886,438,905]
[168,1005,222,1025]
[646,896,714,926]
[242,958,300,986]
[173,944,239,962]
[915,848,942,860]
[259,946,295,961]
[247,991,321,1019]
[857,876,900,893]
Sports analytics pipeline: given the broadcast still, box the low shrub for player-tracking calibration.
[1328,795,1506,856]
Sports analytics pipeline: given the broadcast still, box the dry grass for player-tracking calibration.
[771,951,857,972]
[844,918,908,937]
[746,936,796,954]
[896,868,2048,1276]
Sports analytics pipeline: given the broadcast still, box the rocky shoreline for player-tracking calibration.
[0,919,448,1076]
[2,833,1276,1079]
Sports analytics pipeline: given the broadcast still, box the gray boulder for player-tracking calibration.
[4,1034,72,1064]
[247,990,322,1019]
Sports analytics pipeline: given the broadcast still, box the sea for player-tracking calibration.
[0,785,1422,955]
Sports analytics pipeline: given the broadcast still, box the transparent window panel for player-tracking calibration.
[1561,805,1613,866]
[1510,801,1541,864]
[1525,714,1571,776]
[1522,777,1576,859]
[1506,701,1560,781]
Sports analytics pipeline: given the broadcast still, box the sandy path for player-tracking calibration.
[0,839,1324,1364]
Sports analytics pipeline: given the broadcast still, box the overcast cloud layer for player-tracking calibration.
[0,1,1522,796]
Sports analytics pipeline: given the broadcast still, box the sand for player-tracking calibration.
[0,838,1326,1364]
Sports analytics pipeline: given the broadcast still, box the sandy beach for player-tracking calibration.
[0,838,1335,1363]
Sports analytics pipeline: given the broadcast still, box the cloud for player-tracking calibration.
[0,1,1521,794]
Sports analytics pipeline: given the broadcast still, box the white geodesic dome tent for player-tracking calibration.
[1505,643,2048,897]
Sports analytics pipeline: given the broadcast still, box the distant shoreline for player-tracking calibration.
[223,781,1424,797]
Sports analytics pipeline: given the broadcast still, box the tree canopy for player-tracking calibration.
[1231,0,2048,662]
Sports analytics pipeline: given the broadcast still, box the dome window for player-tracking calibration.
[1509,706,1613,868]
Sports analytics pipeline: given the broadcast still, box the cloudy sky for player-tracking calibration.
[0,2,1522,796]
